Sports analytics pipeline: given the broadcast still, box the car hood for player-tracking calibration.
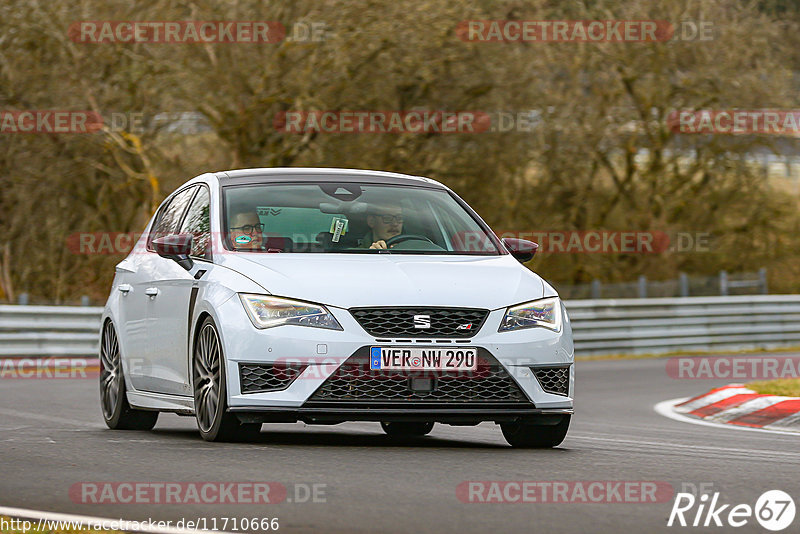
[216,253,551,309]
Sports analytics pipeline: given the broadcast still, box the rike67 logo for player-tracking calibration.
[668,490,795,530]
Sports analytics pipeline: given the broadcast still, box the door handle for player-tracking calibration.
[118,284,133,294]
[145,287,159,298]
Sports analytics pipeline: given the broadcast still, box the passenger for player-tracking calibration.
[228,210,264,250]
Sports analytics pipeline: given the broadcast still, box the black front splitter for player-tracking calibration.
[229,404,573,425]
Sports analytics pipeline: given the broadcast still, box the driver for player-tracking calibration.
[228,210,264,250]
[363,204,403,249]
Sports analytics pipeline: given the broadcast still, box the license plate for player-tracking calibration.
[369,347,477,371]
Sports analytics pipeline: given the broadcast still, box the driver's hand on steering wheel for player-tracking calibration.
[369,240,389,249]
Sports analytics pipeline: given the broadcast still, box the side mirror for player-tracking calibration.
[152,233,194,271]
[502,237,538,263]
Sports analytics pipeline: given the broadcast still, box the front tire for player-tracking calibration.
[100,321,158,430]
[501,415,570,448]
[380,421,434,437]
[193,317,261,442]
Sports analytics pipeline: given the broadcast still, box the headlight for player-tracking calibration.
[498,297,562,332]
[239,294,343,330]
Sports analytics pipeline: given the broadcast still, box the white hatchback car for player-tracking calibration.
[100,168,574,447]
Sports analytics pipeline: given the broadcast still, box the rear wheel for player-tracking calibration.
[380,421,434,437]
[193,317,261,442]
[100,321,158,430]
[501,415,570,448]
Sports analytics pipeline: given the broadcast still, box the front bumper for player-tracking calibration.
[215,297,575,414]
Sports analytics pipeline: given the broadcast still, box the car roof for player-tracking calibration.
[212,167,448,189]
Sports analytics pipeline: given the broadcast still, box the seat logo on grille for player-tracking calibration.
[413,314,431,329]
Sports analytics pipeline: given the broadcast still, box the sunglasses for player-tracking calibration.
[372,215,404,224]
[229,223,265,235]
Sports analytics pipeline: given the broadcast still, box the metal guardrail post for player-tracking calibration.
[81,296,90,306]
[591,279,601,300]
[759,268,768,294]
[719,270,728,296]
[18,293,28,305]
[679,273,689,297]
[637,275,647,298]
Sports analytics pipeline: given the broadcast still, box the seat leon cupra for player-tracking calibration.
[99,168,574,447]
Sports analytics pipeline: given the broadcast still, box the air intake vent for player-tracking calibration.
[531,366,570,396]
[239,363,307,394]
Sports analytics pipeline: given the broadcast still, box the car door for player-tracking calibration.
[114,254,147,380]
[120,197,186,389]
[127,185,198,393]
[145,184,212,396]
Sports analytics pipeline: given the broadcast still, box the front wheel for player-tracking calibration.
[193,317,261,442]
[100,321,158,430]
[500,416,570,448]
[380,421,434,437]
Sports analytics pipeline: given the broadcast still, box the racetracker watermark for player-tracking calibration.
[667,356,800,380]
[69,482,327,504]
[0,111,185,135]
[274,111,491,134]
[0,111,103,134]
[67,232,147,255]
[668,109,800,135]
[66,231,318,255]
[0,358,99,379]
[480,231,710,254]
[68,21,285,43]
[457,481,673,503]
[457,20,672,42]
[457,20,712,42]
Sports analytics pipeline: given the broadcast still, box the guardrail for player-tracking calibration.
[567,295,800,355]
[2,295,800,358]
[559,269,768,300]
[0,305,103,358]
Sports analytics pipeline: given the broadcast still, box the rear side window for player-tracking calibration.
[179,186,211,259]
[147,186,198,250]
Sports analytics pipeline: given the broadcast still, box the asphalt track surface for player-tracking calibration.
[1,356,799,533]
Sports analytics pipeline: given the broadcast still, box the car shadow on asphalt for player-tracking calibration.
[146,427,573,452]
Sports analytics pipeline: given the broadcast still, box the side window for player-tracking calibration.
[147,186,198,250]
[179,186,211,259]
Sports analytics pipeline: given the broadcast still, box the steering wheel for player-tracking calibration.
[384,234,436,247]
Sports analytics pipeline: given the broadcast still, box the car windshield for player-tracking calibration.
[222,182,501,254]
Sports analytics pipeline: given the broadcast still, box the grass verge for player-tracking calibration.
[747,378,800,397]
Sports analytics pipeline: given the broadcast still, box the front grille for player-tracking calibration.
[532,366,570,396]
[239,363,307,394]
[307,349,528,404]
[350,307,488,338]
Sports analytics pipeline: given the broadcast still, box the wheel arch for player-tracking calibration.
[189,310,226,397]
[99,312,135,391]
[190,311,213,378]
[192,311,214,348]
